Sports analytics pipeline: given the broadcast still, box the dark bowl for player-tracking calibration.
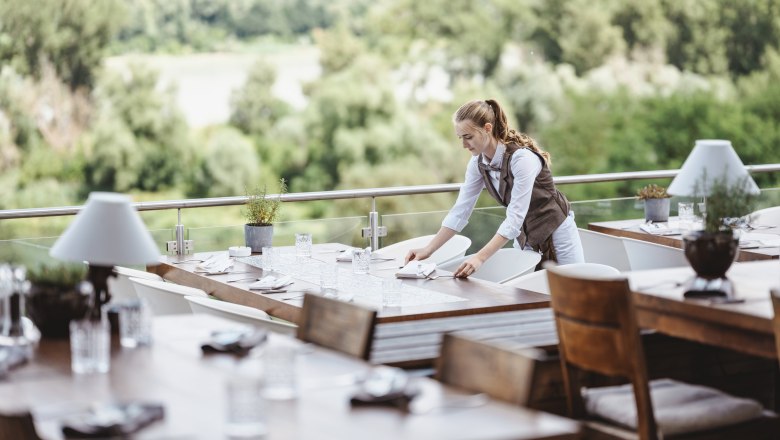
[26,283,90,338]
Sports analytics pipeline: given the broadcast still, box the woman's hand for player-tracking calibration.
[405,247,432,264]
[453,255,484,278]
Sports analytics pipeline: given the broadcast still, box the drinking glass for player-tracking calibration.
[225,373,267,438]
[678,202,694,229]
[119,299,152,348]
[319,263,339,297]
[262,341,298,400]
[69,317,110,374]
[382,278,403,308]
[261,246,277,272]
[295,233,312,258]
[352,248,371,275]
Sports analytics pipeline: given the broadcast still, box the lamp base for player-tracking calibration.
[683,276,734,299]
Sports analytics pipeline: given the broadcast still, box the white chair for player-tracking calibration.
[438,248,541,284]
[622,237,688,271]
[185,296,297,336]
[109,266,163,303]
[377,234,472,265]
[506,263,621,295]
[577,229,631,271]
[750,206,780,226]
[130,277,207,315]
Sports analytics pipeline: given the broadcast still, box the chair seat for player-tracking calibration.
[583,378,764,435]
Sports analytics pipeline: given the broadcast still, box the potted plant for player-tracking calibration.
[26,263,90,338]
[636,184,671,222]
[681,175,756,297]
[243,178,286,252]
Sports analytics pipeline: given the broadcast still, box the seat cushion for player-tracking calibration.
[583,378,763,435]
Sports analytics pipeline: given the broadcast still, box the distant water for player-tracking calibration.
[104,47,321,127]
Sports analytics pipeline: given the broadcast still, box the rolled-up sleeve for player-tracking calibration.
[496,150,542,240]
[442,158,483,232]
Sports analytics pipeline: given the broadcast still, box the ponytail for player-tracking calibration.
[454,99,551,165]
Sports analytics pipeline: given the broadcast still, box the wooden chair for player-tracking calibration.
[0,411,41,440]
[771,288,780,365]
[436,333,546,405]
[547,267,777,440]
[297,294,377,360]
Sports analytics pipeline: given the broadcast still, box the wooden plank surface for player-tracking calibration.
[589,219,779,261]
[0,315,581,440]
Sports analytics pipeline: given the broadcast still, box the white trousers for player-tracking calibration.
[520,211,584,265]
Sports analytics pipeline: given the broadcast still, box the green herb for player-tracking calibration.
[242,178,287,226]
[635,184,670,200]
[27,263,86,286]
[698,174,757,233]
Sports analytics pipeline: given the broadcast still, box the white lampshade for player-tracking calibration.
[667,139,760,196]
[50,192,160,266]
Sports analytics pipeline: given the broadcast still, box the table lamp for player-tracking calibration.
[667,139,759,298]
[50,192,160,321]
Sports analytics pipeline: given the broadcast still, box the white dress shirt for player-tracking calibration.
[442,144,542,241]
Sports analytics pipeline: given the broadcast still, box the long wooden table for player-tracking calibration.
[589,218,780,262]
[151,245,558,367]
[626,260,778,360]
[0,315,581,440]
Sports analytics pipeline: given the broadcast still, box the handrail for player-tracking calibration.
[1,165,779,220]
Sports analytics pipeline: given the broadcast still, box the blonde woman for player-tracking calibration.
[406,99,584,278]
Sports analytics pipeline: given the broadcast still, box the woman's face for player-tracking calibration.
[455,120,492,157]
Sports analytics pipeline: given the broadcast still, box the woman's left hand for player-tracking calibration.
[453,256,484,278]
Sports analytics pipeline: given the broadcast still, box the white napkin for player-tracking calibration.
[249,275,293,291]
[395,261,436,279]
[196,254,233,274]
[739,232,780,249]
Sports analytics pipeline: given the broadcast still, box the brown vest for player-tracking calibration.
[477,143,570,252]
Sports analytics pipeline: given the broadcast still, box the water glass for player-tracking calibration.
[262,341,298,400]
[382,278,403,308]
[225,374,267,438]
[261,246,277,271]
[119,299,152,348]
[319,263,339,297]
[352,248,371,275]
[295,233,312,258]
[69,317,110,374]
[678,202,695,229]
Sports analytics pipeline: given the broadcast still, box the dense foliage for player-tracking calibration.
[1,0,779,239]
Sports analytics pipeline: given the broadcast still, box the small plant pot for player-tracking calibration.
[27,283,90,338]
[681,230,739,279]
[245,224,274,253]
[644,198,670,222]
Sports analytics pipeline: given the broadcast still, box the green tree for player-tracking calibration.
[229,60,290,137]
[187,127,261,198]
[0,0,124,90]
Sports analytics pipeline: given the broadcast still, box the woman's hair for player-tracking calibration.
[453,99,551,164]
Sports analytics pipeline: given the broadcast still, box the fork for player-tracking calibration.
[424,274,456,280]
[226,277,259,283]
[171,258,205,264]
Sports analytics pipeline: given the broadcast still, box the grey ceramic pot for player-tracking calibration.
[244,224,273,253]
[644,198,670,222]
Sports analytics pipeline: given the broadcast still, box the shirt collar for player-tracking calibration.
[482,143,505,170]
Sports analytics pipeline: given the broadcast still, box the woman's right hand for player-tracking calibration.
[405,247,432,264]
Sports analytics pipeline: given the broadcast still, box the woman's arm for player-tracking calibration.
[405,227,456,264]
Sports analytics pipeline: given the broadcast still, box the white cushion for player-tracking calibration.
[583,378,763,435]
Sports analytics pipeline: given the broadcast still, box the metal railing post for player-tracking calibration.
[362,197,387,251]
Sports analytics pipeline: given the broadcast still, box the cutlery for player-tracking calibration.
[424,274,456,280]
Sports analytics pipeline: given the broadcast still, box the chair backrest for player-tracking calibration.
[109,266,163,303]
[546,267,657,439]
[750,206,780,226]
[577,229,631,271]
[185,296,297,336]
[130,277,207,316]
[377,234,472,265]
[439,248,541,284]
[771,288,780,366]
[622,238,688,271]
[436,333,545,405]
[297,294,377,360]
[505,263,621,295]
[0,411,40,440]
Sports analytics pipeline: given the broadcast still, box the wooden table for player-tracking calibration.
[589,219,780,261]
[151,245,558,367]
[0,315,581,440]
[626,260,779,360]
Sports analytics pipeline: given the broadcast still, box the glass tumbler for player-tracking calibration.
[295,233,312,258]
[69,317,110,374]
[351,248,371,275]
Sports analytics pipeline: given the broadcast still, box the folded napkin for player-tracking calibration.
[201,329,268,356]
[248,275,293,291]
[196,254,233,274]
[639,223,683,236]
[395,261,436,279]
[61,402,164,439]
[350,367,418,412]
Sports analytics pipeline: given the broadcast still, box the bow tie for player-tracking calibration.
[478,161,502,172]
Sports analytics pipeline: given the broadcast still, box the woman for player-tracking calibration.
[405,99,584,278]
